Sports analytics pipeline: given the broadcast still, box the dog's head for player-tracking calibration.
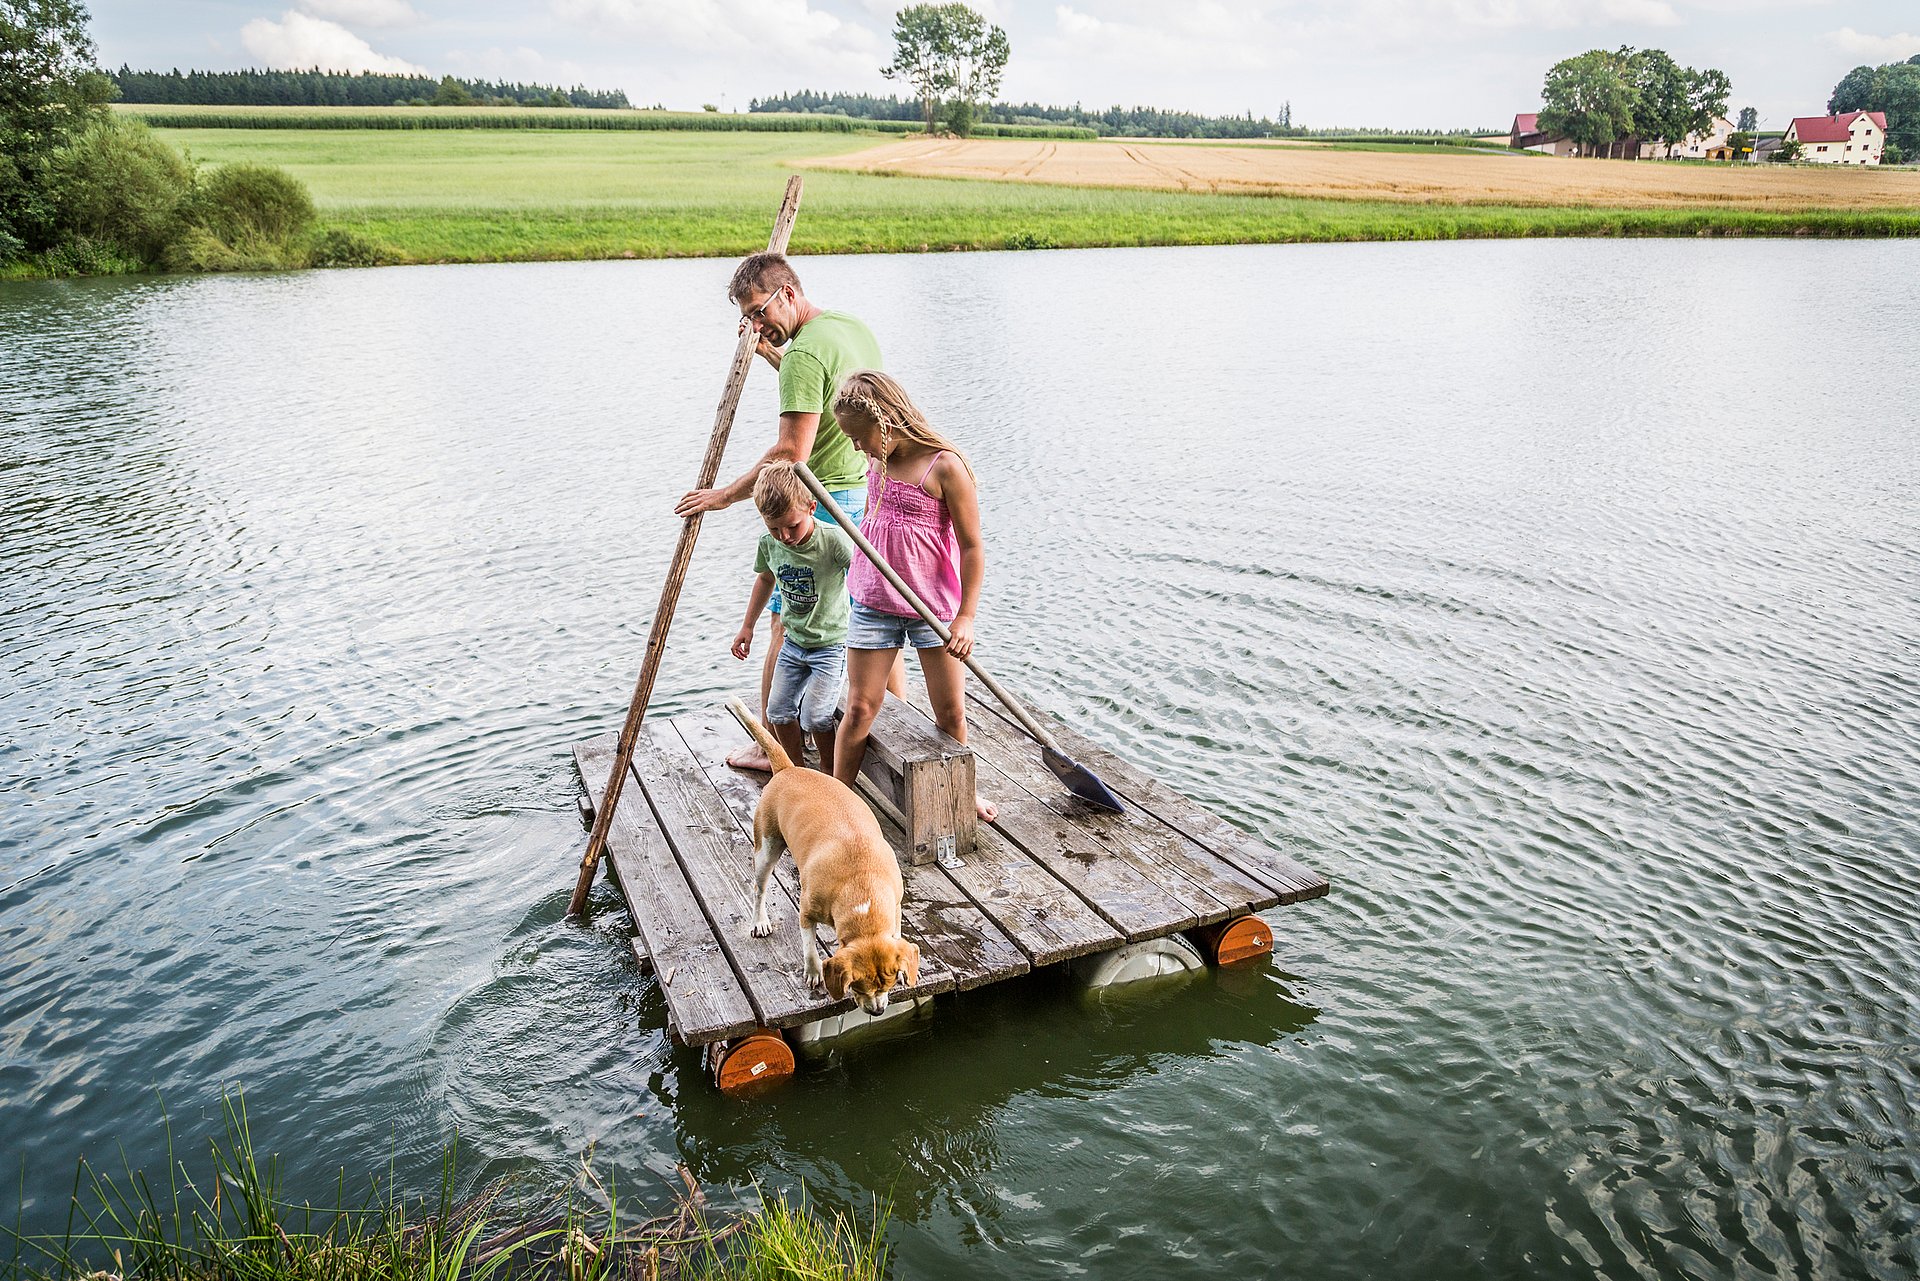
[823,936,921,1015]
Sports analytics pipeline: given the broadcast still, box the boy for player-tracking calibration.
[731,462,853,770]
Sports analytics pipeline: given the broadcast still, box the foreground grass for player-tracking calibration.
[3,1098,886,1281]
[112,125,1920,267]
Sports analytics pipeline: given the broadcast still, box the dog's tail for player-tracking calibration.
[726,699,794,772]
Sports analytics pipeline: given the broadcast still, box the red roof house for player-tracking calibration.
[1784,111,1889,164]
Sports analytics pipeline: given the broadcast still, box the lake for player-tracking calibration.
[2,239,1916,1279]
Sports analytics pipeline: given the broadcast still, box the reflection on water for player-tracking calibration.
[3,242,1917,1280]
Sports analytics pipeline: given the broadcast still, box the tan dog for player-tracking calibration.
[730,701,920,1014]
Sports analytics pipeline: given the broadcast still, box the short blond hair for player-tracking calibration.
[753,461,810,521]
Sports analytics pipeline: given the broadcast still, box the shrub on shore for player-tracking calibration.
[2,1096,889,1281]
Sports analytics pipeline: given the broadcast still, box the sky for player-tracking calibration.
[87,1,1920,130]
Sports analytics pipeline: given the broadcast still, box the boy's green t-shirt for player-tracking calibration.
[754,522,853,650]
[780,310,881,492]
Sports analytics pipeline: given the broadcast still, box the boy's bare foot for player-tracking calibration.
[727,745,773,772]
[976,795,998,823]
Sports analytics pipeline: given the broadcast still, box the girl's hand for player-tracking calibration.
[731,630,753,660]
[946,614,975,659]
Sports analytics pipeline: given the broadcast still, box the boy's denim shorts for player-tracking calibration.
[769,486,864,616]
[848,600,945,651]
[767,638,847,733]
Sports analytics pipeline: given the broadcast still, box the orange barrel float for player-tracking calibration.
[1189,914,1274,966]
[707,1028,795,1094]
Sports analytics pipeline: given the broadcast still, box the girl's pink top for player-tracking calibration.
[849,451,962,621]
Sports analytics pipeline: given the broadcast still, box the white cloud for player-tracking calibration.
[298,0,421,29]
[240,11,427,73]
[1826,26,1920,62]
[551,0,881,62]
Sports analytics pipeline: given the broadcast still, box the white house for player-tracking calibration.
[1784,111,1888,164]
[1662,115,1737,160]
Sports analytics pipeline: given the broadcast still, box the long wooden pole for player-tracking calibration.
[568,175,804,918]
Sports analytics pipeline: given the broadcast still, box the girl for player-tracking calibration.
[831,370,996,822]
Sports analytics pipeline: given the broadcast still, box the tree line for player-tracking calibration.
[1538,46,1730,156]
[110,66,630,109]
[752,90,1299,140]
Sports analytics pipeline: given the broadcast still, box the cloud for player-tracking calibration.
[1826,26,1920,62]
[551,0,881,62]
[298,0,421,28]
[240,11,427,73]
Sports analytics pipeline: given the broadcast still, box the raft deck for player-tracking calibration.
[572,688,1329,1047]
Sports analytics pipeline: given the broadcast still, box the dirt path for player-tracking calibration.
[809,137,1920,210]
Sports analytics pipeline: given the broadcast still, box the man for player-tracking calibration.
[676,251,894,770]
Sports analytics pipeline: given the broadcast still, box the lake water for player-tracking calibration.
[2,240,1917,1280]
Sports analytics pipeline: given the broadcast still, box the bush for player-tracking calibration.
[1884,142,1905,165]
[944,98,975,137]
[0,227,23,264]
[38,234,142,276]
[194,162,315,242]
[50,115,195,265]
[306,225,395,267]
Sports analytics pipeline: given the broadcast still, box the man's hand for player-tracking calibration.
[731,629,753,660]
[738,319,782,369]
[675,488,730,518]
[946,614,976,660]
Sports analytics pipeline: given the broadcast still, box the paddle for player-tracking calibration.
[794,462,1126,813]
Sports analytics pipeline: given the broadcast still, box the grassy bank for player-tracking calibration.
[3,1098,886,1281]
[132,126,1920,268]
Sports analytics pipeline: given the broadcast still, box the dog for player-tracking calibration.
[730,700,920,1015]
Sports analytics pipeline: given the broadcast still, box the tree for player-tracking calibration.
[431,74,473,106]
[1737,105,1757,132]
[942,3,1009,117]
[1625,48,1729,152]
[1539,48,1637,156]
[1828,58,1920,156]
[1,0,113,256]
[881,3,1008,135]
[882,3,953,133]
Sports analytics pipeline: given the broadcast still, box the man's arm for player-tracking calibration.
[675,411,821,517]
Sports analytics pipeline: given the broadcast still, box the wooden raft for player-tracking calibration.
[571,689,1329,1048]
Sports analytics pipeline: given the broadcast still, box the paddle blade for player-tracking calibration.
[1042,746,1126,813]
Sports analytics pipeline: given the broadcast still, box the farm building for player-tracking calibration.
[1784,111,1888,164]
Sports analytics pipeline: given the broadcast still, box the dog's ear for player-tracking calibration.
[896,940,920,989]
[823,951,850,1000]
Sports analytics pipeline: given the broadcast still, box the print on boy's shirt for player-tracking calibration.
[775,563,819,616]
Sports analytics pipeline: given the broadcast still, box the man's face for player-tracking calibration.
[740,283,790,346]
[765,502,814,547]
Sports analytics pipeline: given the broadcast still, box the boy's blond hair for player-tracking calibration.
[753,461,811,522]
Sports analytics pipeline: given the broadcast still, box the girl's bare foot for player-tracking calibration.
[726,745,772,772]
[976,795,997,823]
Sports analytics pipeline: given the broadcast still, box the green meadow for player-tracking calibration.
[146,121,1920,266]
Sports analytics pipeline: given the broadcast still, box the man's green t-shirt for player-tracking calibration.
[754,522,853,650]
[780,310,881,492]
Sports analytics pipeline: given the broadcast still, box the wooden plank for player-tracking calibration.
[887,704,1205,941]
[627,719,833,1029]
[673,707,1027,992]
[945,695,1263,925]
[573,738,758,1046]
[858,700,1129,965]
[968,692,1331,905]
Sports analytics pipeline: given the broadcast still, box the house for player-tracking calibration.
[1510,112,1652,158]
[1510,113,1580,157]
[1663,115,1737,161]
[1752,137,1784,162]
[1784,111,1888,164]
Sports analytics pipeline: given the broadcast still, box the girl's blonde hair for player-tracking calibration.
[833,370,975,479]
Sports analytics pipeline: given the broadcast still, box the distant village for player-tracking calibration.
[1511,109,1892,164]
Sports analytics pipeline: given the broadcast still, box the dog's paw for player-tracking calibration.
[751,916,773,938]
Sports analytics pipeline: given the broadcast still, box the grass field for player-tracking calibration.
[145,122,1920,268]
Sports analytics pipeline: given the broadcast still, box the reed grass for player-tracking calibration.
[2,1096,886,1281]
